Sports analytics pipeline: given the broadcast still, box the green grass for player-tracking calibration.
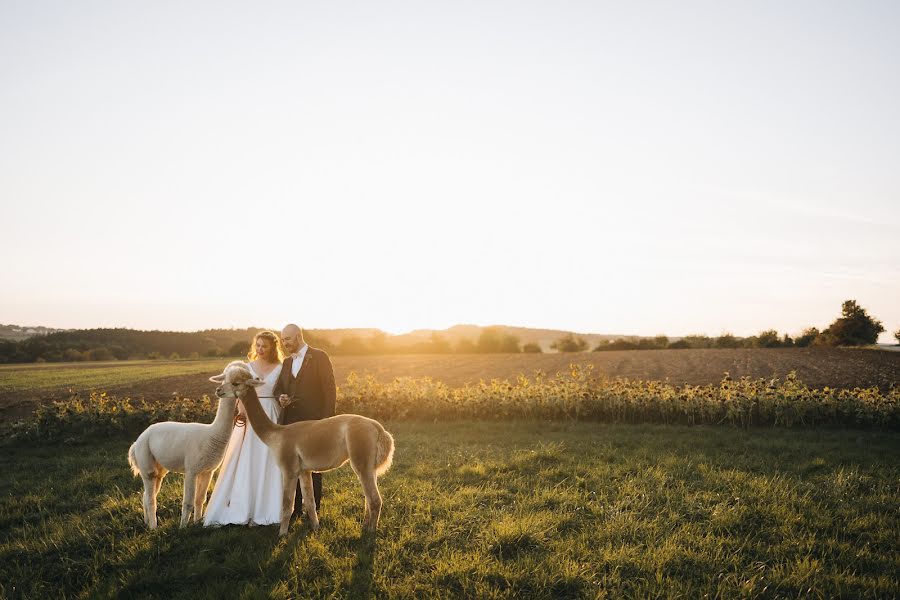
[0,359,225,395]
[2,422,898,598]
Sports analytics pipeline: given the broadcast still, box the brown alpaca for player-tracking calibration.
[210,361,394,535]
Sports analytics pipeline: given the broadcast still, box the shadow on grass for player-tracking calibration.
[260,522,312,585]
[348,530,378,599]
[104,520,312,599]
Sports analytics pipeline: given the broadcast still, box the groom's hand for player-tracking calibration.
[278,394,292,408]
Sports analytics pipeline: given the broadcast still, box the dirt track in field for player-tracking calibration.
[1,348,897,421]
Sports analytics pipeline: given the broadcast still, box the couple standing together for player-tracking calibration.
[203,324,336,527]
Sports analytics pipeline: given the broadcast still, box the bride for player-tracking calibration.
[204,331,284,526]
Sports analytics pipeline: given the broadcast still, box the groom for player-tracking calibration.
[274,323,336,516]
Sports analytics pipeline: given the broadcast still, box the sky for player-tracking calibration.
[2,1,898,341]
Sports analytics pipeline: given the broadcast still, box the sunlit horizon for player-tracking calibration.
[2,2,898,343]
[7,308,894,344]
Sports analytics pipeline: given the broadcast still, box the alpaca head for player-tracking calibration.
[210,360,263,400]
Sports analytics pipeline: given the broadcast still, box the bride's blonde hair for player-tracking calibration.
[246,330,285,363]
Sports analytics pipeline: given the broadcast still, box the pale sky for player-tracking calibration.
[2,1,899,341]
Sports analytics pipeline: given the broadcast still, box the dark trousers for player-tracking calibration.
[294,472,322,515]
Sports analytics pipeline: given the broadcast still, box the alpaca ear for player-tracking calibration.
[209,374,225,383]
[247,377,265,387]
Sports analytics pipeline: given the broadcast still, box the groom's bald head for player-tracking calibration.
[281,324,304,353]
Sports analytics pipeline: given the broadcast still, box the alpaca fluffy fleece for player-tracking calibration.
[128,374,238,528]
[212,360,394,535]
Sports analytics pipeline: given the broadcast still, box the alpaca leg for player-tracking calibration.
[181,472,197,527]
[279,469,299,536]
[351,466,368,524]
[141,474,156,529]
[349,455,369,528]
[148,471,166,529]
[299,471,319,531]
[359,471,382,532]
[194,471,213,519]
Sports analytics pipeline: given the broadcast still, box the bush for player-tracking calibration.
[476,327,521,353]
[594,338,637,351]
[64,348,84,362]
[755,330,782,348]
[593,336,696,351]
[822,300,884,346]
[522,342,543,353]
[715,334,741,349]
[108,345,129,360]
[681,335,714,349]
[86,347,114,361]
[795,328,820,348]
[552,334,588,353]
[813,331,839,347]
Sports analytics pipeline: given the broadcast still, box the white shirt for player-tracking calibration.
[291,344,309,378]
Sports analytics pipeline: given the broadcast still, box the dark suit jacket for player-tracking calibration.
[273,346,336,424]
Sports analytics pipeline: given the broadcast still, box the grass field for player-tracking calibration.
[1,422,897,599]
[0,358,225,395]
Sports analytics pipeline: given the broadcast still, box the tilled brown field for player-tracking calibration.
[1,348,897,421]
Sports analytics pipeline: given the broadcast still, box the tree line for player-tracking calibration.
[0,300,893,364]
[0,327,266,364]
[0,326,535,363]
[589,300,889,352]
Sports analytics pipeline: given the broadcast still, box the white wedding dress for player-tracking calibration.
[204,362,284,526]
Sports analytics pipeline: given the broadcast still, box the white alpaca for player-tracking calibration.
[127,391,237,528]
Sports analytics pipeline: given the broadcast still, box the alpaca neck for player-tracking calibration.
[210,396,237,440]
[195,397,238,467]
[239,387,278,441]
